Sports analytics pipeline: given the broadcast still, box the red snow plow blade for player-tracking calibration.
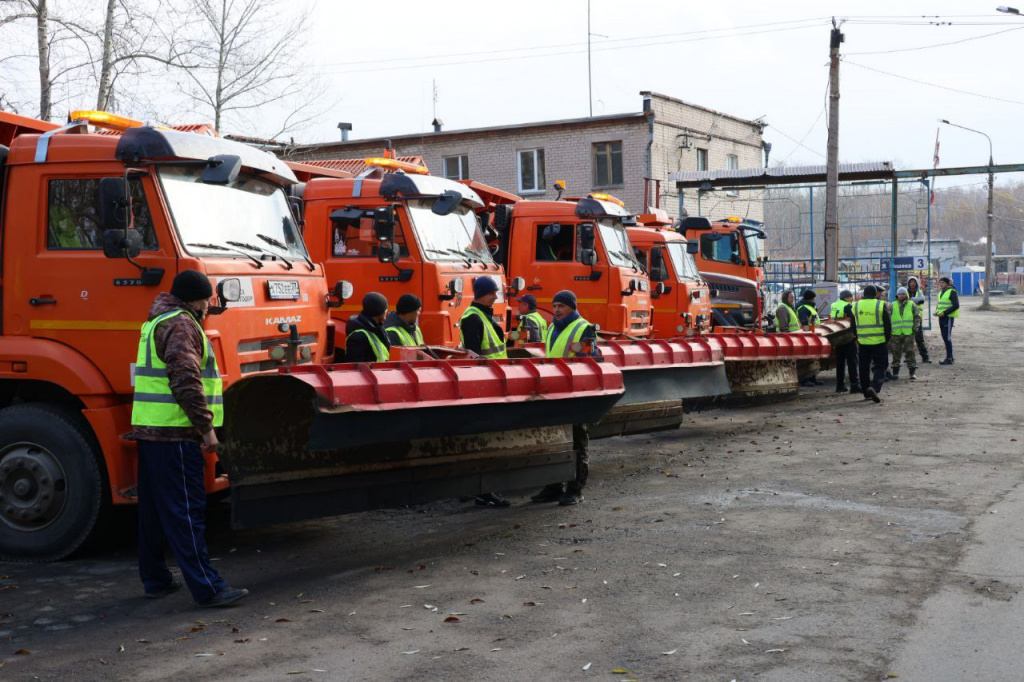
[700,332,833,405]
[506,339,729,438]
[218,358,624,528]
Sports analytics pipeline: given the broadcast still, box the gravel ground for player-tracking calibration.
[1,304,1021,681]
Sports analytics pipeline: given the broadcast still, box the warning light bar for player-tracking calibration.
[589,192,626,207]
[364,157,429,175]
[69,110,144,132]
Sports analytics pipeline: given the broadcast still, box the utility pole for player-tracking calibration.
[984,157,995,309]
[822,19,844,282]
[587,0,592,117]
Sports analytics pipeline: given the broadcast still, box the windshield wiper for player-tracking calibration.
[282,217,316,270]
[188,242,263,269]
[254,233,294,270]
[610,250,639,271]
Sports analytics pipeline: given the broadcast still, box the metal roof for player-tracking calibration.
[671,162,895,188]
[296,157,429,175]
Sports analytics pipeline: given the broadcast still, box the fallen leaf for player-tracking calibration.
[399,605,412,608]
[14,649,30,655]
[118,644,125,653]
[739,612,755,616]
[764,648,788,653]
[673,573,681,577]
[136,639,151,644]
[612,669,631,674]
[582,662,592,671]
[661,648,678,655]
[424,604,435,610]
[444,616,461,623]
[742,638,749,644]
[772,616,792,621]
[612,506,624,511]
[656,563,667,568]
[470,598,485,604]
[523,601,537,607]
[491,648,501,652]
[515,575,526,580]
[401,650,420,655]
[312,670,327,673]
[414,585,431,589]
[234,639,250,644]
[275,618,292,623]
[309,609,325,613]
[454,647,469,652]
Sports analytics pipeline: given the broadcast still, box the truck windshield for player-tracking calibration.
[597,219,640,269]
[744,232,763,262]
[158,166,308,259]
[406,199,495,264]
[665,242,702,280]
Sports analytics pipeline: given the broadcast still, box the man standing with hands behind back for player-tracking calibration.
[130,270,248,608]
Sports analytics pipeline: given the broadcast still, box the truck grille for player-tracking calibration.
[238,335,317,375]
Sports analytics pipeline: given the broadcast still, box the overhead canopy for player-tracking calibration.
[671,162,896,190]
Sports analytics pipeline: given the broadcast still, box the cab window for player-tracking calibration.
[47,177,157,250]
[700,232,740,264]
[535,223,575,262]
[330,209,408,258]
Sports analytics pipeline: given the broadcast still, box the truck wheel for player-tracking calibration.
[0,404,105,562]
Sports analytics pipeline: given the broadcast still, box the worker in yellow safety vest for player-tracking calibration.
[935,276,960,365]
[460,276,511,509]
[889,286,920,381]
[797,289,823,387]
[776,289,800,332]
[384,294,425,346]
[514,294,548,344]
[130,270,248,608]
[532,290,596,507]
[829,290,861,394]
[852,284,892,404]
[345,292,391,362]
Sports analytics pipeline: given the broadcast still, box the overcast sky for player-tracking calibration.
[290,0,1024,182]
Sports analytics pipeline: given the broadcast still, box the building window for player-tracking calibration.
[518,148,546,193]
[47,177,157,250]
[725,154,739,196]
[592,141,623,187]
[443,154,469,181]
[696,148,709,172]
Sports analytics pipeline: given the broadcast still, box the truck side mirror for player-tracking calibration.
[101,228,142,259]
[372,206,395,242]
[378,241,401,264]
[200,154,241,185]
[578,223,596,251]
[509,276,526,296]
[431,189,462,216]
[98,177,130,233]
[686,239,699,254]
[649,248,669,282]
[327,280,354,308]
[209,277,242,316]
[581,249,598,266]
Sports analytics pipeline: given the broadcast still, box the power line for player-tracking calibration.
[844,25,1024,55]
[842,59,1024,107]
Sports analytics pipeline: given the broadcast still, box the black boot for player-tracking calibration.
[891,368,900,381]
[559,485,584,506]
[531,483,565,503]
[939,358,954,365]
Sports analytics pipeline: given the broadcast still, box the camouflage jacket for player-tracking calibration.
[129,292,215,442]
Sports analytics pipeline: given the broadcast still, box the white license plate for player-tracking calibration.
[267,279,300,300]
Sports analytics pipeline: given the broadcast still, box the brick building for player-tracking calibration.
[285,91,767,221]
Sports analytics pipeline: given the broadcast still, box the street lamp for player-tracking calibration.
[997,6,1021,15]
[938,118,995,310]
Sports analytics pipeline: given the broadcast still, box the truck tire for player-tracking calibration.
[0,404,105,562]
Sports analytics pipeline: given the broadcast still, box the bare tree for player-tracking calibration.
[174,0,321,136]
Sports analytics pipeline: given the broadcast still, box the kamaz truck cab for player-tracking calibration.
[679,215,767,329]
[490,193,652,338]
[0,110,347,560]
[300,159,509,350]
[629,211,711,336]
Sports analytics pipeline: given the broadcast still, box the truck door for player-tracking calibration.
[6,172,177,395]
[517,220,585,316]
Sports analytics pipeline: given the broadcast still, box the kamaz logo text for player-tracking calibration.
[266,315,302,325]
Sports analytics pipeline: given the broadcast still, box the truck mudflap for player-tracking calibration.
[698,333,832,406]
[809,320,854,373]
[218,358,624,528]
[510,339,729,439]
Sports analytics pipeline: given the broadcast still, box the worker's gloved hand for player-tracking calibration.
[202,429,219,454]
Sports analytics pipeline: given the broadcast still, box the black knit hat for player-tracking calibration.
[553,290,577,310]
[361,292,388,317]
[170,269,213,303]
[396,293,422,315]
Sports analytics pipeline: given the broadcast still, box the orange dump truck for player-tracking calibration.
[0,110,343,560]
[629,211,712,337]
[680,215,768,329]
[298,159,512,350]
[489,193,653,338]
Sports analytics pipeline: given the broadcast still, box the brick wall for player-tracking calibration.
[286,92,764,222]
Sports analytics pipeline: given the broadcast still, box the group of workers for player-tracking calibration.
[778,275,960,404]
[345,276,598,510]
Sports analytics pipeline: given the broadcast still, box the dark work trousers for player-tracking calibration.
[567,423,590,494]
[834,341,860,390]
[858,343,889,395]
[939,316,955,360]
[137,439,227,602]
[914,327,930,361]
